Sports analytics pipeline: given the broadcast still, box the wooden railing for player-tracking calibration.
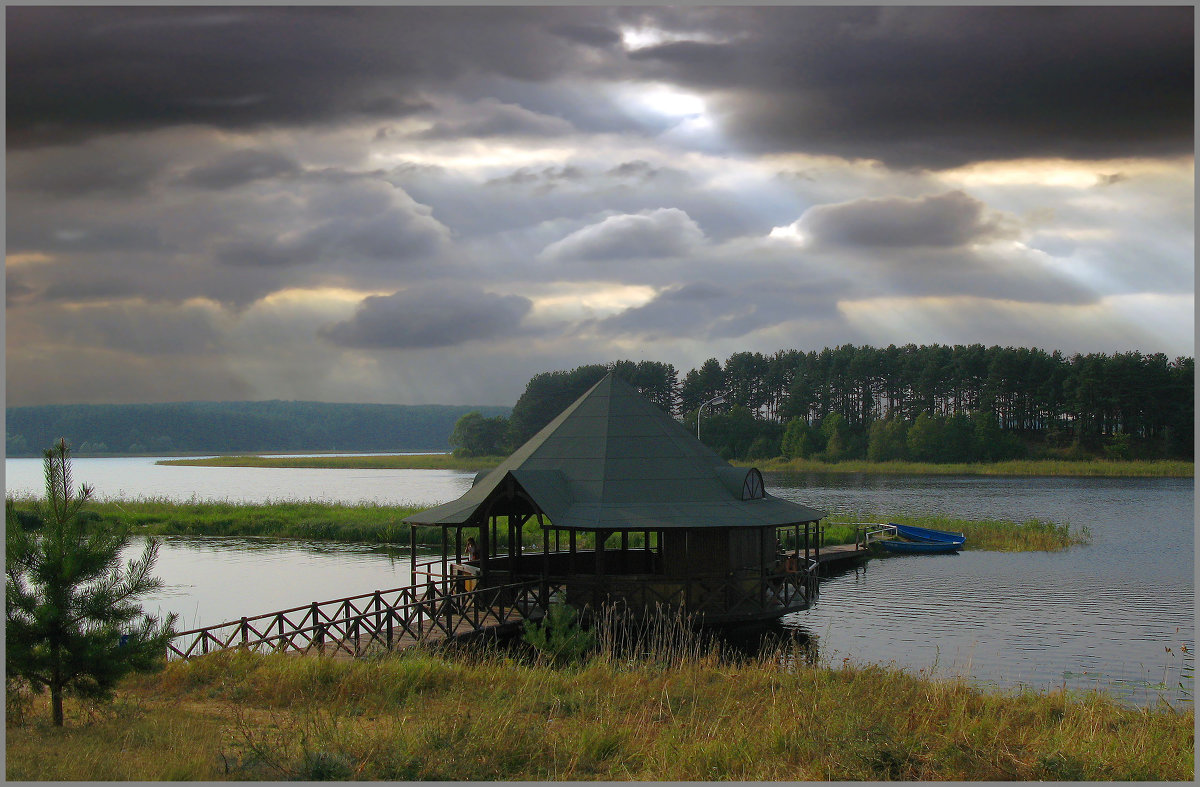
[166,577,545,661]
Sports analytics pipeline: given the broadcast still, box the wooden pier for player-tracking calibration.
[166,577,552,661]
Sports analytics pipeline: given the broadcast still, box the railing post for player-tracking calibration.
[312,602,323,652]
[240,617,248,648]
[374,591,382,646]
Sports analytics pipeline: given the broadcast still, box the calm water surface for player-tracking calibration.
[5,456,1193,705]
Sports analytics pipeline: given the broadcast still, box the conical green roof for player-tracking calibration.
[405,373,825,530]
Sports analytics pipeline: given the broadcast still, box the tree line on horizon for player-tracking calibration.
[5,401,511,457]
[450,344,1194,462]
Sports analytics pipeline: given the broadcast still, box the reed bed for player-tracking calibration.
[7,496,1085,553]
[754,457,1193,478]
[161,454,1192,477]
[824,513,1091,552]
[158,454,504,471]
[7,620,1192,781]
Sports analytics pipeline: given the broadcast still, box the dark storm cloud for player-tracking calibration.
[179,149,302,189]
[627,6,1193,167]
[320,286,534,349]
[12,7,1185,166]
[6,6,599,147]
[795,191,1017,249]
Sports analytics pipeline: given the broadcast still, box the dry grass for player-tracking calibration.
[7,635,1192,781]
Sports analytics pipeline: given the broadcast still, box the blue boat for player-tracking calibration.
[876,523,965,554]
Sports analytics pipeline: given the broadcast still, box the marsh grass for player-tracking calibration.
[824,512,1091,552]
[7,632,1192,781]
[754,457,1192,477]
[158,454,504,471]
[161,454,1192,477]
[6,495,1083,553]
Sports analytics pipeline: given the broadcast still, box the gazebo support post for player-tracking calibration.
[479,517,489,586]
[595,530,606,610]
[409,524,417,584]
[759,526,766,610]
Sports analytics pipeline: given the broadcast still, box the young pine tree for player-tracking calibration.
[5,439,177,726]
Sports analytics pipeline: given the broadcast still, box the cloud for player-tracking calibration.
[5,6,597,147]
[591,279,845,342]
[626,6,1193,167]
[180,149,302,189]
[539,208,705,262]
[217,180,452,268]
[486,165,587,189]
[320,285,534,349]
[783,191,1018,249]
[414,99,576,140]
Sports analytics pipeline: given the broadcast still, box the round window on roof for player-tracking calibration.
[742,468,765,500]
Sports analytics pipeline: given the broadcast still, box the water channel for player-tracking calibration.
[5,456,1193,706]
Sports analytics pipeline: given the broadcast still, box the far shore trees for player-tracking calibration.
[5,439,176,726]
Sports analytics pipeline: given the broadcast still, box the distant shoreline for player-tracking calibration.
[151,453,1194,478]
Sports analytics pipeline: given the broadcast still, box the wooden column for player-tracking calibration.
[621,530,629,573]
[441,527,448,582]
[410,525,418,584]
[683,530,691,607]
[759,526,766,609]
[595,530,606,609]
[479,518,490,585]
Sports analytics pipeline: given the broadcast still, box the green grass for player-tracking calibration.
[751,457,1193,477]
[159,453,1193,477]
[7,497,430,546]
[7,642,1192,781]
[158,454,504,471]
[821,513,1091,552]
[7,497,1087,553]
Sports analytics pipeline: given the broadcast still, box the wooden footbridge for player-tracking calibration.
[166,576,553,661]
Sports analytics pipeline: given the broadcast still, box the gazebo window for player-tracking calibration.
[742,468,765,500]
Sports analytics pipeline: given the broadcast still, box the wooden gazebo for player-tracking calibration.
[404,373,826,625]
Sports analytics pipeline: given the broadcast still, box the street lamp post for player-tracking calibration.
[697,394,726,441]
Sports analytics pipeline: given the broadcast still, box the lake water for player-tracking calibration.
[5,456,1193,706]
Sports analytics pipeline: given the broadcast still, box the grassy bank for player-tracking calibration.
[6,646,1191,781]
[7,497,1088,553]
[752,456,1193,477]
[824,513,1091,552]
[158,453,1192,477]
[158,454,504,471]
[6,497,1088,553]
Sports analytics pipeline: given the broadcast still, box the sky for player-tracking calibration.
[6,5,1194,407]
